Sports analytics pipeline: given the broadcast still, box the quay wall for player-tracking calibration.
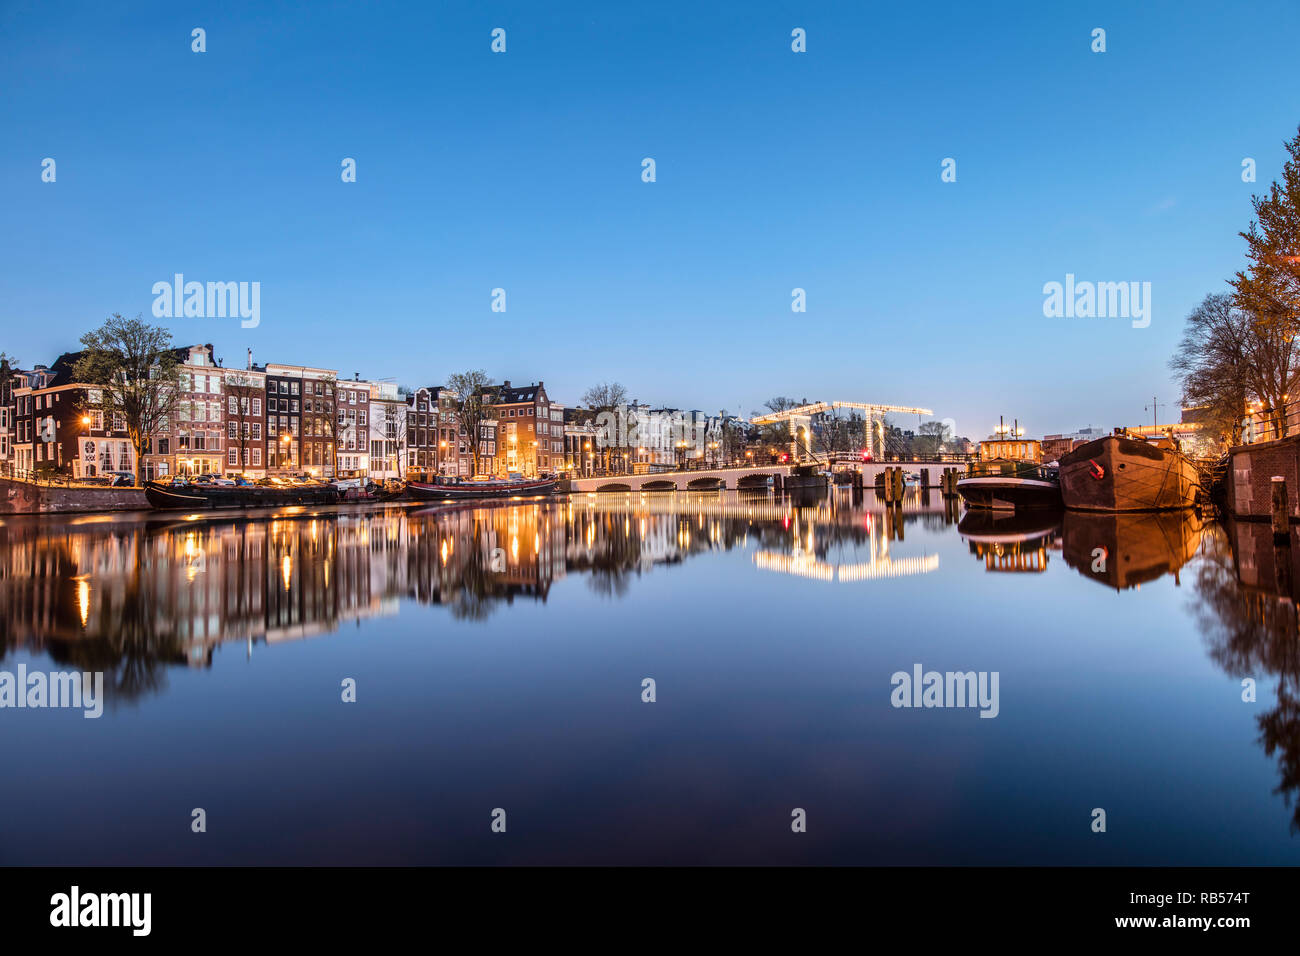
[0,477,149,515]
[1228,436,1300,520]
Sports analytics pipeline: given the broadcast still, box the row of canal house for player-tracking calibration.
[404,380,563,479]
[0,345,566,481]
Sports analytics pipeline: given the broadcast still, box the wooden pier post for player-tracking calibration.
[891,467,904,499]
[1272,476,1289,541]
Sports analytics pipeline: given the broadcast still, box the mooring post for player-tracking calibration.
[1272,476,1289,540]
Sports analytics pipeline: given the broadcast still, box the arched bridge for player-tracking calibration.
[566,461,967,494]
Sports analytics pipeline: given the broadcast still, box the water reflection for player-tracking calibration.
[1062,511,1206,590]
[0,491,950,698]
[958,510,1062,573]
[1191,520,1300,833]
[7,492,1300,860]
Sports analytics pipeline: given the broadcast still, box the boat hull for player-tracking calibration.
[1058,436,1199,512]
[406,478,558,500]
[145,482,342,510]
[956,476,1063,511]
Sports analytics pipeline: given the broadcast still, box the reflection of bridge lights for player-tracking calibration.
[281,554,292,591]
[754,551,939,581]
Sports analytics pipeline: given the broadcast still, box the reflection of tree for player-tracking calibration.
[582,514,646,598]
[1192,525,1300,832]
[41,563,184,705]
[2,492,950,705]
[446,523,507,621]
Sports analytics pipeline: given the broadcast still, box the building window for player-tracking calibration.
[228,449,238,466]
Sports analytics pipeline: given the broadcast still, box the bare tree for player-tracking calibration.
[1170,293,1253,448]
[582,382,629,472]
[381,399,408,478]
[915,421,953,459]
[223,371,264,475]
[581,381,628,412]
[73,314,180,487]
[446,370,496,476]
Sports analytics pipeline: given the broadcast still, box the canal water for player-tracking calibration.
[2,490,1298,865]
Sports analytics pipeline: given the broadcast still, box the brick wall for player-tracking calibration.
[1229,435,1300,519]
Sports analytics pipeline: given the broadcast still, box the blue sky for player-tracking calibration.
[2,0,1298,437]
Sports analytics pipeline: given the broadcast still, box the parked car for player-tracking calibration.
[104,471,136,487]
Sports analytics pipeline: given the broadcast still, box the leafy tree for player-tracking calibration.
[1232,125,1300,438]
[73,315,180,486]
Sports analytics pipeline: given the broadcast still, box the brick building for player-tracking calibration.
[222,364,267,478]
[334,375,371,477]
[7,354,136,480]
[491,380,558,477]
[264,364,332,476]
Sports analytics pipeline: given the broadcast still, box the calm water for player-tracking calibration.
[2,489,1299,865]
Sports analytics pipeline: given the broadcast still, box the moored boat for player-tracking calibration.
[145,480,341,510]
[1058,432,1199,512]
[406,474,558,500]
[956,437,1063,511]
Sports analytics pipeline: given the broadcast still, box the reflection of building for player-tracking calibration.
[1,492,949,702]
